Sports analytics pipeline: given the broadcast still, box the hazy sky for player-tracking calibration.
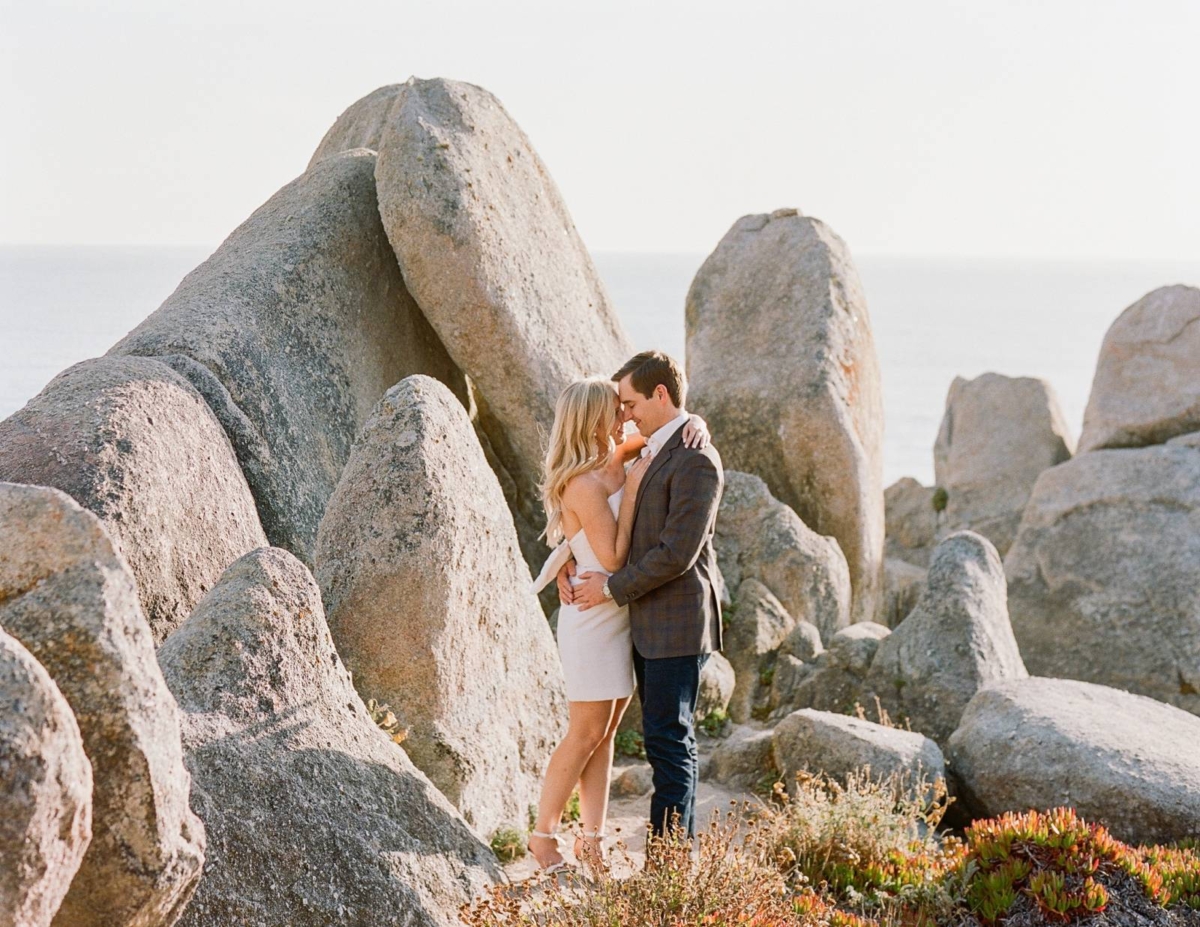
[3,0,1197,258]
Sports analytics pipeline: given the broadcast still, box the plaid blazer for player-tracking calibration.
[607,428,724,659]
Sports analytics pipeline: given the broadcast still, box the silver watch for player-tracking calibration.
[602,582,613,600]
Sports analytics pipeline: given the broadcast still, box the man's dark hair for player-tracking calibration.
[612,351,687,407]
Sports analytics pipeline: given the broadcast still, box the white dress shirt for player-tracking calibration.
[643,411,689,459]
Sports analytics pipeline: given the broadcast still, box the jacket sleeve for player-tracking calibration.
[607,451,722,606]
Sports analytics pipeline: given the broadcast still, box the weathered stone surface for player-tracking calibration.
[314,376,566,837]
[0,629,92,927]
[0,356,266,643]
[881,558,926,628]
[698,652,736,723]
[0,483,204,927]
[866,532,1026,744]
[1005,443,1200,712]
[775,623,890,718]
[308,83,406,166]
[934,374,1074,556]
[686,210,884,624]
[1079,285,1200,453]
[773,709,945,795]
[780,621,825,664]
[884,478,940,568]
[948,677,1200,845]
[158,547,498,926]
[706,725,776,789]
[110,149,465,563]
[715,471,851,642]
[376,77,632,577]
[724,580,794,723]
[610,763,654,799]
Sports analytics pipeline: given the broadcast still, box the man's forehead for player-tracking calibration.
[616,376,637,401]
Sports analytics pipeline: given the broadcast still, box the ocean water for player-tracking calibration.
[2,245,1198,486]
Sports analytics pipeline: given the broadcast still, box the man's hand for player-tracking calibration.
[574,571,610,611]
[556,559,577,606]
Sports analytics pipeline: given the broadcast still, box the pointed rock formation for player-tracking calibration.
[314,376,567,837]
[110,149,465,563]
[159,547,499,927]
[308,83,406,166]
[686,209,884,623]
[934,373,1074,556]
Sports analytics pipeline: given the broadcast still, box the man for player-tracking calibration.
[560,350,723,839]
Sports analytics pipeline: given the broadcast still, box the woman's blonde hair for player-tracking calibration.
[541,376,619,545]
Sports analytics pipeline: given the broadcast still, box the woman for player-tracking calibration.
[528,376,708,875]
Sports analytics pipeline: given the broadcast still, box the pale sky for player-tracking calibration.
[2,0,1197,259]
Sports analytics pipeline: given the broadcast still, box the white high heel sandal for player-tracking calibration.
[527,830,574,875]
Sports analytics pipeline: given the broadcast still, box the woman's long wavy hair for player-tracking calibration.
[541,377,619,545]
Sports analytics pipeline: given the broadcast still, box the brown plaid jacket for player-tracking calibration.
[607,428,724,659]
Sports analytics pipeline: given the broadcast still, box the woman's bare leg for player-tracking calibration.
[529,699,615,868]
[576,696,632,843]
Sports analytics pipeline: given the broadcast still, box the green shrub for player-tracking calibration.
[613,728,645,759]
[489,826,526,864]
[697,706,728,737]
[931,487,948,513]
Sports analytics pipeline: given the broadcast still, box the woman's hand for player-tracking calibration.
[682,413,711,449]
[624,454,653,498]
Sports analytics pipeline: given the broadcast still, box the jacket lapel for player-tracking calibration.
[632,426,685,525]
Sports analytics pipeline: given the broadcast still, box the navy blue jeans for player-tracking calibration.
[633,648,709,838]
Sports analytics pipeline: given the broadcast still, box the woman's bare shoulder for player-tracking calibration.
[562,470,609,505]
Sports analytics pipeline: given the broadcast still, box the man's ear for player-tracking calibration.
[654,384,669,403]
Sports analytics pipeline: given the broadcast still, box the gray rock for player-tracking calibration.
[610,763,654,799]
[375,77,632,577]
[934,373,1074,556]
[1005,443,1200,711]
[314,376,566,837]
[723,580,794,723]
[686,210,884,624]
[0,629,92,927]
[779,621,825,663]
[948,677,1200,845]
[110,149,464,563]
[866,532,1026,743]
[0,356,266,643]
[159,547,499,927]
[881,557,926,628]
[776,623,890,718]
[715,471,851,642]
[767,655,814,717]
[308,83,406,166]
[1079,285,1200,453]
[0,483,204,927]
[773,709,945,797]
[706,725,776,789]
[698,652,736,724]
[884,477,940,568]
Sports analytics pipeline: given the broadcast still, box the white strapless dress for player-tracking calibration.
[555,489,636,702]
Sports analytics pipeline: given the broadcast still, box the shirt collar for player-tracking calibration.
[647,411,688,458]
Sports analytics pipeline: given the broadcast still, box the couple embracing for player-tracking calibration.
[529,350,724,875]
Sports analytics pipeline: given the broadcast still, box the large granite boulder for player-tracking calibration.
[948,677,1200,845]
[715,470,851,642]
[686,209,884,624]
[933,373,1074,556]
[697,651,736,723]
[773,709,945,798]
[0,356,266,642]
[308,83,406,166]
[314,376,566,837]
[866,532,1027,744]
[159,547,499,927]
[1005,442,1200,712]
[0,483,204,927]
[1079,285,1200,453]
[706,725,776,789]
[375,77,632,573]
[723,579,795,723]
[0,629,92,927]
[884,477,940,568]
[110,149,464,563]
